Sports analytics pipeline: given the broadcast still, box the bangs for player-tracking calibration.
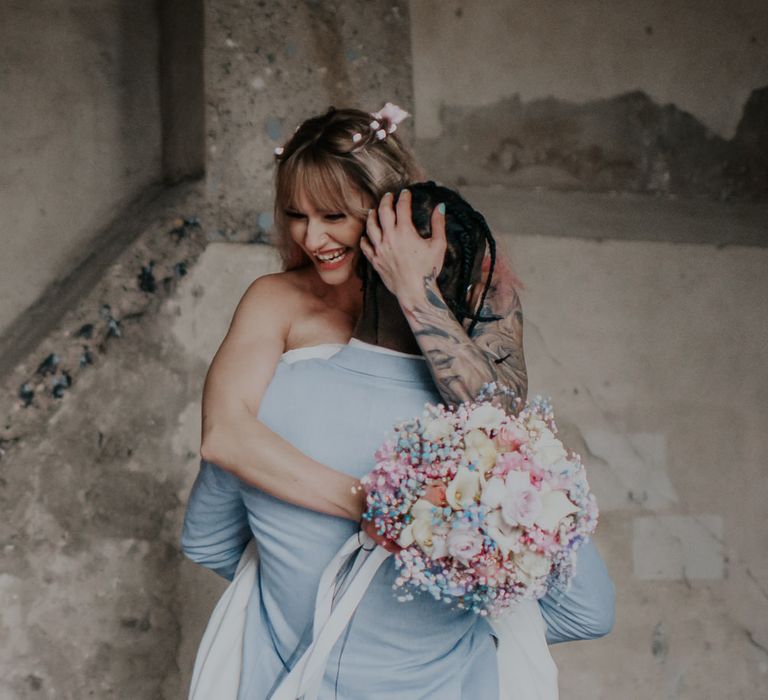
[278,150,369,218]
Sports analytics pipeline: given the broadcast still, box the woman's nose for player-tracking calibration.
[305,217,328,250]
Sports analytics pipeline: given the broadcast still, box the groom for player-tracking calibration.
[182,223,614,699]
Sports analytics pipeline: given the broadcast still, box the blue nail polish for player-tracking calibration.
[437,202,446,215]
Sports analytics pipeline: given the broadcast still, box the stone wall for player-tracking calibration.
[204,0,414,238]
[0,0,162,338]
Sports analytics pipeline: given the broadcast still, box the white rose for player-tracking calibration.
[485,510,523,556]
[410,498,436,520]
[399,498,442,549]
[466,405,506,431]
[481,476,506,508]
[413,517,434,550]
[533,429,567,468]
[534,488,579,531]
[398,523,415,547]
[526,417,549,433]
[430,533,449,559]
[464,430,498,474]
[513,550,552,585]
[423,416,453,440]
[446,467,482,510]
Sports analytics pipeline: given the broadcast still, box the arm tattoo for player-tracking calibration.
[404,270,528,414]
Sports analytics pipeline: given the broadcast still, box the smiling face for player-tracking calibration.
[285,188,371,285]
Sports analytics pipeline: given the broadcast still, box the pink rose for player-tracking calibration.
[500,471,542,528]
[498,423,529,450]
[493,451,530,477]
[446,524,484,566]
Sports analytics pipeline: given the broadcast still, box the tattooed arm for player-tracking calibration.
[361,189,527,413]
[403,263,527,413]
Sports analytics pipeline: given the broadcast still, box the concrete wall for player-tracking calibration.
[0,0,162,339]
[1,2,767,698]
[411,0,768,140]
[411,1,768,200]
[204,0,414,238]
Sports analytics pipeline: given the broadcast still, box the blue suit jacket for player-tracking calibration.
[182,345,615,699]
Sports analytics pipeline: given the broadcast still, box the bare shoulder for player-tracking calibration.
[232,269,316,334]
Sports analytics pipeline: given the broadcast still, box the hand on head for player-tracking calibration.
[360,189,448,310]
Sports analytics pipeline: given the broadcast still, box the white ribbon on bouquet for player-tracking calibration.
[189,535,557,700]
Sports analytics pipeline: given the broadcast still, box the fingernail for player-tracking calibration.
[437,202,446,215]
[401,188,409,194]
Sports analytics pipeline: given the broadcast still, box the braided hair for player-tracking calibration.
[361,181,501,337]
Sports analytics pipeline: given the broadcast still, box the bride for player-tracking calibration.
[183,106,614,698]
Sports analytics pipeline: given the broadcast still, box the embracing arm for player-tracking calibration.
[538,538,616,643]
[181,460,252,580]
[199,275,363,521]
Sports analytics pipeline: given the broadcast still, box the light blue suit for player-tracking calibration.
[182,345,615,699]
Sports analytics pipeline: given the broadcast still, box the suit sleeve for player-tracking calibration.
[538,538,616,644]
[181,460,252,581]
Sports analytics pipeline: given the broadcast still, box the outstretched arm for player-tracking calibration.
[199,274,363,521]
[361,189,527,414]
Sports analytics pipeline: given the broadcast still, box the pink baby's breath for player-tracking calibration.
[361,395,598,616]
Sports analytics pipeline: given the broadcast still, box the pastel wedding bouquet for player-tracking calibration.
[361,389,598,617]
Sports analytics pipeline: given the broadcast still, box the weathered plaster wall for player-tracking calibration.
[0,0,162,339]
[410,1,768,200]
[411,0,768,140]
[204,0,414,237]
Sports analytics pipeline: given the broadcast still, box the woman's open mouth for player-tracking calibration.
[314,247,351,270]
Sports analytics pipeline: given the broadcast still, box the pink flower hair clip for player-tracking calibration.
[372,102,411,135]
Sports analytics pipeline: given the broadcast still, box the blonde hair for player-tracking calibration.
[273,107,424,269]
